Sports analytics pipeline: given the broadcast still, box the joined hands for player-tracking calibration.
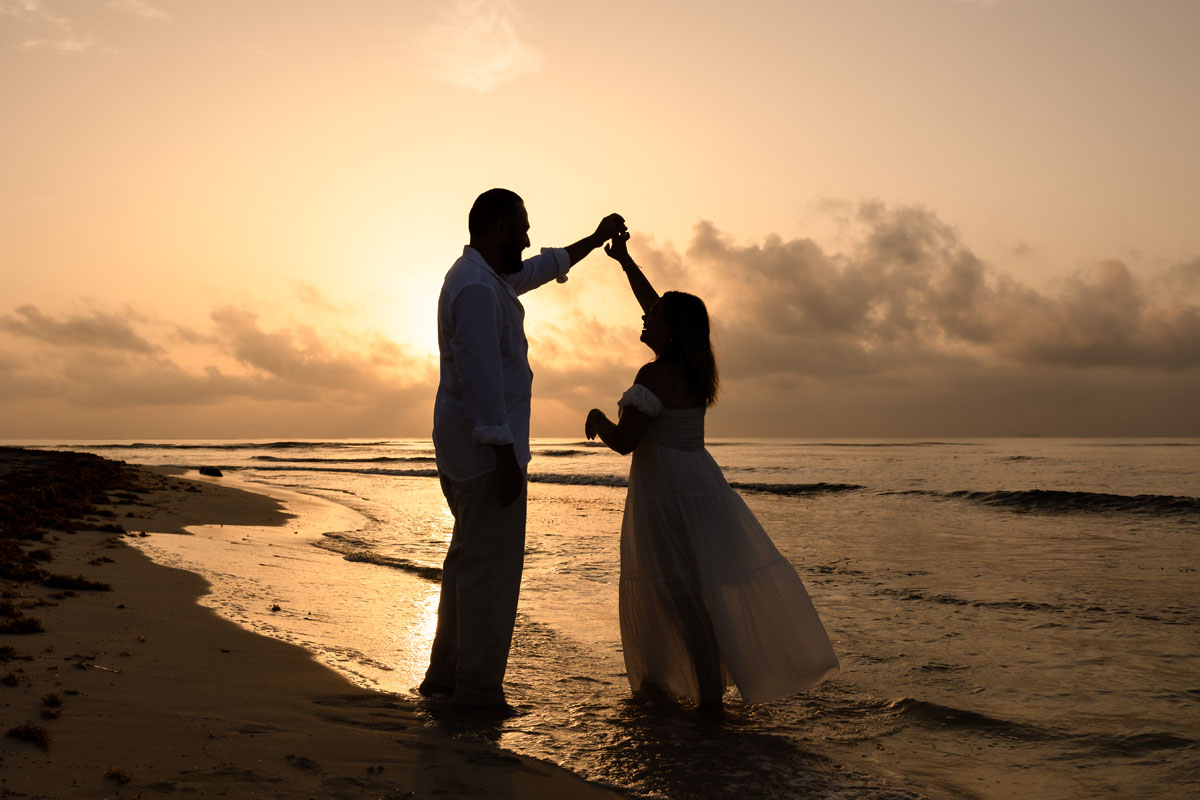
[604,230,633,266]
[593,214,627,249]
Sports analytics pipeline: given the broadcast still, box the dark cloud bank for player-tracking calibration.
[0,305,434,437]
[534,202,1199,437]
[1,202,1197,437]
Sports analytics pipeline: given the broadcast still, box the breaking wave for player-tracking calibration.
[242,465,865,498]
[246,465,440,478]
[313,533,442,582]
[250,455,436,464]
[888,488,1200,516]
[730,481,865,496]
[880,697,1194,755]
[528,472,627,487]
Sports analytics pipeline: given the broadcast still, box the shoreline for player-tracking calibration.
[0,448,626,799]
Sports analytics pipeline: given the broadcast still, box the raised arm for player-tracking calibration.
[564,213,627,266]
[604,231,659,314]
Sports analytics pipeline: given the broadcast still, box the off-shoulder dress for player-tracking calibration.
[617,383,839,703]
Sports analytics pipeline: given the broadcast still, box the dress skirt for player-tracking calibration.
[618,400,839,704]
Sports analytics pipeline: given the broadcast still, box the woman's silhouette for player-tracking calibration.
[586,232,839,714]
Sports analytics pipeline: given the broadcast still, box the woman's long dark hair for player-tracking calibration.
[659,291,719,408]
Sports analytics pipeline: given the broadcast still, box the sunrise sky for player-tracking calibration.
[2,0,1198,438]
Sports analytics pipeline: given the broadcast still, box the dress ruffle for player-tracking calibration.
[617,384,664,418]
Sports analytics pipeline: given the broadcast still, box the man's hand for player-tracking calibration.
[492,444,524,506]
[604,231,632,265]
[566,213,628,266]
[592,213,627,248]
[566,212,633,266]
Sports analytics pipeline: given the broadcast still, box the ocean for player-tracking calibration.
[21,437,1200,799]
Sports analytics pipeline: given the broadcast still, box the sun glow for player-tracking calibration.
[1,1,1197,438]
[359,241,445,362]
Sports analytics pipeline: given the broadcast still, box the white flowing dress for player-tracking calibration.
[617,384,839,704]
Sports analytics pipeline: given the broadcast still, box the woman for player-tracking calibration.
[585,232,839,713]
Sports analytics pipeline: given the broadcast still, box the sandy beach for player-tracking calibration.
[0,447,626,800]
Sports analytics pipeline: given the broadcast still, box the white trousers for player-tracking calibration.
[423,469,527,705]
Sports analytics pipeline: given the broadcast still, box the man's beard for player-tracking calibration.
[498,242,524,274]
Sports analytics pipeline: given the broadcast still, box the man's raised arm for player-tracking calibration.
[564,213,627,266]
[508,213,628,295]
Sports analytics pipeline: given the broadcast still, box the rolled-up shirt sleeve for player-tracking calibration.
[506,247,571,295]
[447,283,514,447]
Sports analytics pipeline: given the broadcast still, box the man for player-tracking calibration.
[421,188,625,712]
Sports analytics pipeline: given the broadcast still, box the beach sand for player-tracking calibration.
[0,448,626,799]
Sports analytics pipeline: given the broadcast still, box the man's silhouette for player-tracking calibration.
[421,188,625,711]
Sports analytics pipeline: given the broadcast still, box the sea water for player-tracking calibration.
[22,438,1200,799]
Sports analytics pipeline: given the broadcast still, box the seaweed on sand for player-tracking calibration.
[104,767,132,784]
[41,574,112,591]
[0,447,143,543]
[1,447,138,582]
[6,723,50,751]
[0,600,44,634]
[0,449,136,636]
[0,645,31,662]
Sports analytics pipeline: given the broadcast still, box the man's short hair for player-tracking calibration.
[468,188,524,238]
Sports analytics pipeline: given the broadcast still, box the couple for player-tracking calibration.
[420,188,838,715]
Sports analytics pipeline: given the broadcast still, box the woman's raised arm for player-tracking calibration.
[605,232,659,314]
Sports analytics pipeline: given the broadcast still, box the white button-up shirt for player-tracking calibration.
[432,245,572,482]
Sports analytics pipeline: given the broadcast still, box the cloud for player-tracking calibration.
[668,203,1200,377]
[2,0,164,54]
[2,203,1197,437]
[528,310,646,405]
[1165,257,1200,296]
[0,0,69,28]
[0,305,161,353]
[1,0,93,51]
[207,306,422,397]
[0,301,437,435]
[516,201,1199,436]
[294,281,351,314]
[108,0,168,20]
[17,34,93,51]
[419,0,543,92]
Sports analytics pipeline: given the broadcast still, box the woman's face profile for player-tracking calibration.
[640,301,671,352]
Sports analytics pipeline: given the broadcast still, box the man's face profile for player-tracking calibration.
[497,203,530,274]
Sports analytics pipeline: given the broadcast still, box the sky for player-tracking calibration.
[1,0,1198,438]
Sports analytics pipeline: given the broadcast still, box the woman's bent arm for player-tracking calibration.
[585,406,650,455]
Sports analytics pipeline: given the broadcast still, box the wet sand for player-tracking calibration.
[0,448,626,799]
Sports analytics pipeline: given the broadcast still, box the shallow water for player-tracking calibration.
[21,437,1200,799]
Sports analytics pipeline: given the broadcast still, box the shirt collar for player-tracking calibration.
[462,246,499,276]
[462,246,518,295]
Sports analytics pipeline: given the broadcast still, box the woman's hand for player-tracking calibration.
[592,214,627,249]
[585,408,606,440]
[586,405,646,455]
[604,230,631,265]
